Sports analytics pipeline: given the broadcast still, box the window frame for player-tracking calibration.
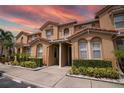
[46,30,53,39]
[37,45,43,58]
[113,13,124,29]
[91,38,102,59]
[63,28,69,38]
[79,40,88,59]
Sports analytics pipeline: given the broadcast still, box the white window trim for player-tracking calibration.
[37,45,43,58]
[79,39,103,60]
[91,41,102,60]
[113,14,124,30]
[79,41,88,59]
[63,28,70,38]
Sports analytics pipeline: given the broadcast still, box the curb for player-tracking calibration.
[3,73,50,88]
[0,64,47,71]
[66,73,124,85]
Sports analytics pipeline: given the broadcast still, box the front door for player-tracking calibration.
[54,46,59,65]
[68,46,72,66]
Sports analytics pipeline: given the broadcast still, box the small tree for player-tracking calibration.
[114,48,124,59]
[113,48,124,71]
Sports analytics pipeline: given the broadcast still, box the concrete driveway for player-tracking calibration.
[0,64,124,88]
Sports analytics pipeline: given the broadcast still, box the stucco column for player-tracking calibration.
[59,43,62,68]
[20,47,23,54]
[87,40,91,59]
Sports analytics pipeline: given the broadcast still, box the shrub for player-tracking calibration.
[11,61,19,66]
[36,58,43,67]
[21,61,37,68]
[73,59,112,68]
[16,53,30,62]
[70,66,119,79]
[29,58,43,67]
[20,62,25,67]
[70,66,80,75]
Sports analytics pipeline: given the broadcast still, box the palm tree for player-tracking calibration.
[0,29,14,59]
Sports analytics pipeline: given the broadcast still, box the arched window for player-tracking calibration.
[79,39,88,59]
[37,44,43,58]
[21,37,23,43]
[63,28,69,37]
[91,37,102,59]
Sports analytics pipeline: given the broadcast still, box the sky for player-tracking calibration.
[0,5,104,35]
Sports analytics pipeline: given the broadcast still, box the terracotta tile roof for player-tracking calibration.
[74,19,99,26]
[40,21,59,31]
[28,32,41,36]
[29,37,49,46]
[59,21,77,26]
[15,42,29,47]
[95,5,114,18]
[16,31,31,39]
[68,27,118,40]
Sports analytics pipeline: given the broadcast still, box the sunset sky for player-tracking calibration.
[0,5,104,35]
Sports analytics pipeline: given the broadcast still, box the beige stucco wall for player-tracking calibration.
[28,33,42,43]
[59,25,75,39]
[30,41,49,65]
[16,34,28,44]
[42,24,59,40]
[99,13,115,30]
[71,32,117,68]
[98,6,124,32]
[74,22,100,32]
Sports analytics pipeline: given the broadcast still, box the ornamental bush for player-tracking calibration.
[20,61,37,68]
[11,61,19,66]
[20,62,25,67]
[70,66,119,79]
[73,59,112,68]
[29,58,43,67]
[23,61,37,68]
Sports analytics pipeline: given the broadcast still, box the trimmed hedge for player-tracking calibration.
[20,61,37,68]
[70,66,119,79]
[29,58,43,67]
[11,61,19,66]
[73,59,112,68]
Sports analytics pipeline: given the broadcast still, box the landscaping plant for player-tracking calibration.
[70,59,119,79]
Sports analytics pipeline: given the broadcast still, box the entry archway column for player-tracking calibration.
[59,43,62,68]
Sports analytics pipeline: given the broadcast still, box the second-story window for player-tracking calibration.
[32,35,35,40]
[46,30,53,39]
[63,28,69,37]
[114,13,124,29]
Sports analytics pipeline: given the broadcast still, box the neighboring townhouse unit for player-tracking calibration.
[15,5,124,71]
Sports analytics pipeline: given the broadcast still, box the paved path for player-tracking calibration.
[0,64,124,88]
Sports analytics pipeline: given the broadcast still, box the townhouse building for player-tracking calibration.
[15,5,124,71]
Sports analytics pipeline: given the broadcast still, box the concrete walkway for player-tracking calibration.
[0,64,124,88]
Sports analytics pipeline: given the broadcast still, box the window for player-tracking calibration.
[91,38,101,59]
[37,45,43,58]
[28,47,31,55]
[63,28,69,37]
[32,35,35,40]
[114,13,124,29]
[46,30,53,39]
[79,40,88,59]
